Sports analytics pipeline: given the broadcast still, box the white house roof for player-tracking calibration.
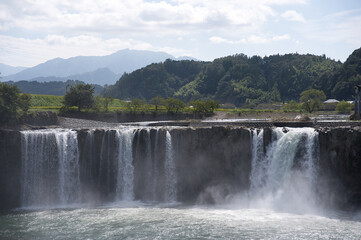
[323,99,340,104]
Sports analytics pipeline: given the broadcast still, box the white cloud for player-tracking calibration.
[209,36,246,44]
[281,10,305,22]
[158,46,192,57]
[0,0,282,35]
[302,9,361,46]
[0,0,312,66]
[266,0,308,5]
[272,34,291,41]
[210,34,290,44]
[248,35,268,44]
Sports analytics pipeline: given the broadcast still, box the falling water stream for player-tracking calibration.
[115,129,135,201]
[21,130,81,207]
[164,130,177,202]
[250,128,319,213]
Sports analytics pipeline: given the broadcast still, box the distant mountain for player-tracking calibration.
[66,68,121,85]
[15,68,120,85]
[175,56,198,61]
[0,63,27,76]
[4,80,104,96]
[2,49,195,85]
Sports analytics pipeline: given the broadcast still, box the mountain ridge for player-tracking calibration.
[1,49,196,85]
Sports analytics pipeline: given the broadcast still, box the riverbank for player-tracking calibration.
[1,110,360,131]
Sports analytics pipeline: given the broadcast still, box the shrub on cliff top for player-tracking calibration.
[300,89,326,113]
[336,100,353,114]
[63,84,95,112]
[0,82,32,125]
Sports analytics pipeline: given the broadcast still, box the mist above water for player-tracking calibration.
[249,128,320,214]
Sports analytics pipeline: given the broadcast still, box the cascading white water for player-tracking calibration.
[21,129,81,207]
[115,128,135,201]
[164,130,177,202]
[249,128,319,213]
[250,129,265,192]
[56,131,81,204]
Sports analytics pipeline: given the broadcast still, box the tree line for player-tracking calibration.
[61,84,219,114]
[0,81,354,127]
[64,84,353,115]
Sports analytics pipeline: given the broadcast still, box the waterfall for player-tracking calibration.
[56,131,81,204]
[249,128,319,212]
[21,130,81,207]
[19,126,320,209]
[250,129,264,192]
[164,130,177,202]
[115,129,135,201]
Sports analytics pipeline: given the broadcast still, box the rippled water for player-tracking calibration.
[1,205,361,239]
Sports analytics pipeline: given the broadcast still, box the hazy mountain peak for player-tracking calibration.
[2,49,192,85]
[0,63,27,76]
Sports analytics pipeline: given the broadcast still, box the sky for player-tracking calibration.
[0,0,361,67]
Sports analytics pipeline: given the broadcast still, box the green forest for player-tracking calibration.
[104,47,361,107]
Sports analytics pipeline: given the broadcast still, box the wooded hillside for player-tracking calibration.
[104,49,361,107]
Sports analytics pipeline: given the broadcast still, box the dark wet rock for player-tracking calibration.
[0,130,21,210]
[318,128,361,208]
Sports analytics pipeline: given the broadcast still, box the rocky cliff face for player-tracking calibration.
[318,128,361,208]
[0,130,21,211]
[171,127,252,204]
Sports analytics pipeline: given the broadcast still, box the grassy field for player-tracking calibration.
[30,94,64,107]
[29,94,129,111]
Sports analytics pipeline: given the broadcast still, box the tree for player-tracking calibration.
[149,96,165,112]
[271,82,281,102]
[63,84,95,111]
[189,100,219,114]
[0,82,32,125]
[300,89,326,113]
[18,93,32,113]
[127,99,146,113]
[282,100,302,112]
[165,98,185,113]
[103,96,113,112]
[336,100,353,114]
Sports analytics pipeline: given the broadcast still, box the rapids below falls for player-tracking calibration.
[1,126,361,239]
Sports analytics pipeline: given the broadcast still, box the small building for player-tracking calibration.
[323,99,339,111]
[355,85,361,119]
[323,99,340,104]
